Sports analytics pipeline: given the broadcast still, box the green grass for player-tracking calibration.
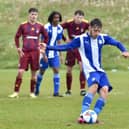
[0,69,129,129]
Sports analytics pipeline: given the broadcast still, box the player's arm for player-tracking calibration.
[41,25,49,44]
[40,25,49,62]
[15,24,24,57]
[57,39,64,63]
[40,32,48,62]
[47,37,80,51]
[61,22,68,41]
[104,35,127,52]
[104,35,129,58]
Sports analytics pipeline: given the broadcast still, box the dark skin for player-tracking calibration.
[40,13,62,75]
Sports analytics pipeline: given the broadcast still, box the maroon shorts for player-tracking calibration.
[65,49,81,67]
[18,50,40,71]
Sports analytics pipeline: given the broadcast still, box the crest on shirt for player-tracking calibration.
[36,29,39,33]
[98,39,103,44]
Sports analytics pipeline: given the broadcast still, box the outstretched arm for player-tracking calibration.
[47,37,81,51]
[104,35,129,58]
[104,35,127,52]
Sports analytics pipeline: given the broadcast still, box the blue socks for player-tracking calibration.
[81,93,106,116]
[35,73,60,96]
[94,97,105,115]
[53,73,60,95]
[81,93,94,113]
[35,73,43,95]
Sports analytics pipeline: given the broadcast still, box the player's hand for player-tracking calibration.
[66,38,71,43]
[121,51,129,58]
[43,54,48,63]
[40,43,47,54]
[17,48,24,57]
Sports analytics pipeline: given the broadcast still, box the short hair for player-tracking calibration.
[90,18,102,28]
[28,8,38,13]
[48,11,62,23]
[74,10,84,16]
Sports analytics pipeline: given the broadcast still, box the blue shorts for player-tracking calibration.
[87,71,112,92]
[40,56,60,70]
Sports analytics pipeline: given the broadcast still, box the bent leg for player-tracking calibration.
[94,86,109,115]
[81,84,98,114]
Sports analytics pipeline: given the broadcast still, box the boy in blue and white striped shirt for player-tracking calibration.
[35,11,63,97]
[42,18,129,123]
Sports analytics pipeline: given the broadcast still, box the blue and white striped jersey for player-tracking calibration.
[47,32,127,75]
[44,23,63,58]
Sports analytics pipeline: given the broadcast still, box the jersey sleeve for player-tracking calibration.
[41,25,49,44]
[61,22,68,29]
[15,24,23,48]
[47,37,81,51]
[61,22,68,41]
[103,35,127,52]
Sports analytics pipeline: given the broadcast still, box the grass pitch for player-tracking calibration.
[0,69,129,129]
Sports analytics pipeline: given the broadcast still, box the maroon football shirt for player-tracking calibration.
[15,21,48,51]
[61,19,89,40]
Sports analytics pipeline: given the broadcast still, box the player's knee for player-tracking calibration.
[67,68,72,74]
[17,69,24,78]
[102,86,108,93]
[100,86,109,98]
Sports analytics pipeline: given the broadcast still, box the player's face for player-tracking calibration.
[74,14,84,24]
[89,26,102,39]
[52,14,60,26]
[28,11,38,23]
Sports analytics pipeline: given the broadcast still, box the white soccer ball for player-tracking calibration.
[82,110,97,124]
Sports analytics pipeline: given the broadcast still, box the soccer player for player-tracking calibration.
[35,11,63,97]
[8,8,48,98]
[41,18,129,123]
[61,10,89,96]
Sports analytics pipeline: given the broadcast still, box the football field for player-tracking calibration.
[0,69,129,129]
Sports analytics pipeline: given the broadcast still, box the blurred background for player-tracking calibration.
[0,0,129,70]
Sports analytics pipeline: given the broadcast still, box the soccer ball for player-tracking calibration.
[82,110,97,124]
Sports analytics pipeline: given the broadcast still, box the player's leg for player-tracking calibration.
[65,50,75,95]
[78,72,101,123]
[79,61,86,96]
[8,52,28,98]
[30,50,40,98]
[8,69,25,98]
[35,58,48,96]
[30,70,37,98]
[80,72,101,114]
[93,72,112,115]
[94,86,108,115]
[65,66,73,95]
[14,69,25,92]
[78,83,98,123]
[50,56,62,96]
[81,84,98,114]
[52,67,61,96]
[35,69,46,95]
[76,49,86,96]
